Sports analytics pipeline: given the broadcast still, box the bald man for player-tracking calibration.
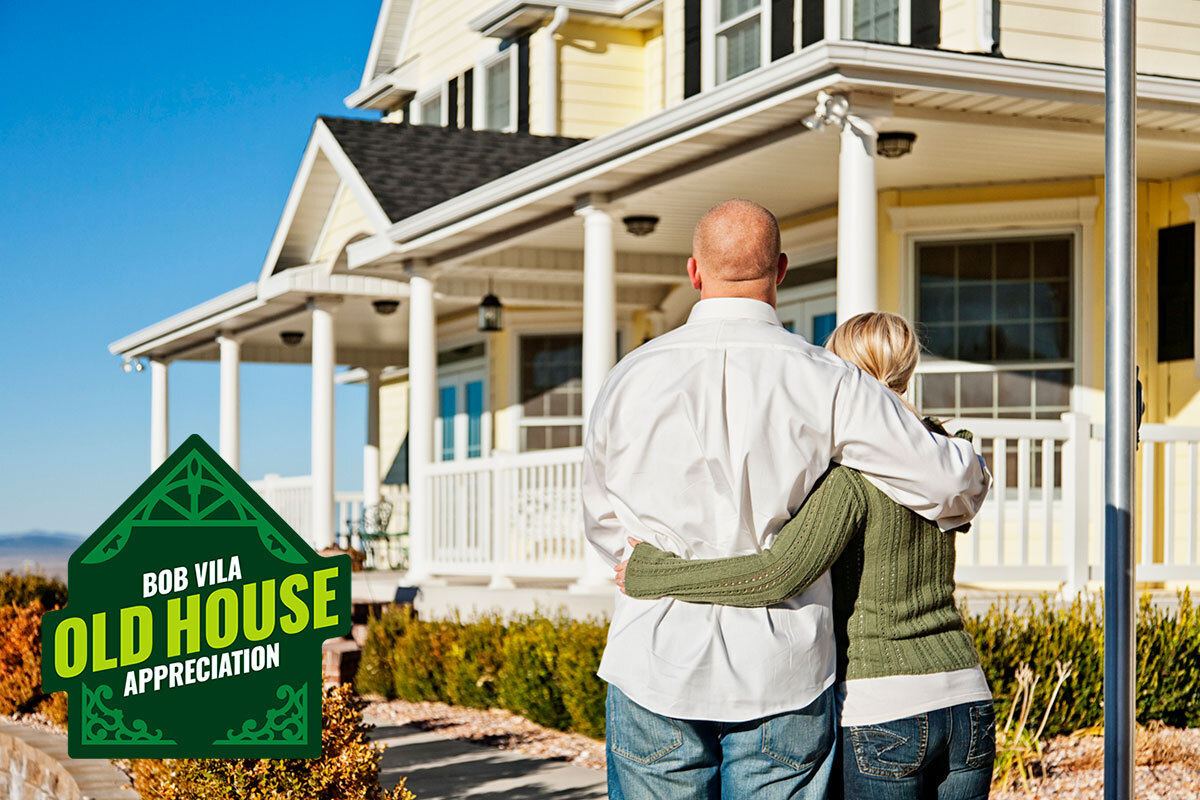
[582,200,990,800]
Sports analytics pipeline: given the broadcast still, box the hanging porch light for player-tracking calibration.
[477,279,503,333]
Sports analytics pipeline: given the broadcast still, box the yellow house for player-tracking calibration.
[110,0,1200,594]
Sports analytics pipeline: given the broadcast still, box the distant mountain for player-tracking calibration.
[0,531,84,579]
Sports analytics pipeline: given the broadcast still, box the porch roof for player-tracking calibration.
[342,39,1200,273]
[108,267,411,366]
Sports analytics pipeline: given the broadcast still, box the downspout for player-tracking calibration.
[543,6,569,135]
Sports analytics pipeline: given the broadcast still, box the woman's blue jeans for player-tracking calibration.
[840,700,996,800]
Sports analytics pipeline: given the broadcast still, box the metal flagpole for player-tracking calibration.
[1103,0,1137,795]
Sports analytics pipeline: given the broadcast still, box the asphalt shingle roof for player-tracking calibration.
[319,116,587,224]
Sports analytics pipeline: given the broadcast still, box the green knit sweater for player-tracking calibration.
[624,454,981,682]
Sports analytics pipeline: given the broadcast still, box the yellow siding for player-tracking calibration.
[314,185,372,263]
[557,22,648,139]
[379,378,410,488]
[489,328,517,453]
[939,0,981,53]
[644,25,666,116]
[998,0,1200,78]
[404,0,509,99]
[663,0,686,109]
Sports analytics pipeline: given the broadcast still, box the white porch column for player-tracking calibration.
[310,299,338,550]
[573,195,618,593]
[577,196,618,420]
[363,367,383,511]
[406,273,437,583]
[836,121,879,322]
[150,358,169,470]
[217,333,241,471]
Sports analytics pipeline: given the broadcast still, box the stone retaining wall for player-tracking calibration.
[0,721,132,800]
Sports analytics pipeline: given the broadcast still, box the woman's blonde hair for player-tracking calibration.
[825,311,920,400]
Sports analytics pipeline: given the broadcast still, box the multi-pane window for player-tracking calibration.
[716,0,764,83]
[853,0,900,43]
[519,334,583,451]
[914,234,1074,421]
[416,91,443,126]
[483,54,513,131]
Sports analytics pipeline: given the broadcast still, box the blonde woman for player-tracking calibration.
[617,312,995,800]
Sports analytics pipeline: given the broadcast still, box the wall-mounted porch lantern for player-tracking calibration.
[876,132,917,159]
[280,331,305,346]
[623,215,660,236]
[372,299,400,315]
[477,280,503,333]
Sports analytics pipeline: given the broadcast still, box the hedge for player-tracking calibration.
[0,571,69,724]
[360,590,1200,740]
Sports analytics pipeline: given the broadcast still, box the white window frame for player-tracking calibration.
[703,0,773,89]
[890,196,1099,414]
[840,0,911,44]
[413,84,447,126]
[475,47,518,132]
[511,327,585,452]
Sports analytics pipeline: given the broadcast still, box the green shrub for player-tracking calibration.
[556,618,608,738]
[496,615,570,730]
[392,617,456,703]
[442,612,507,709]
[128,684,414,799]
[0,570,67,610]
[356,607,414,698]
[966,590,1200,738]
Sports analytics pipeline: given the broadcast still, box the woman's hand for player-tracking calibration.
[614,536,641,593]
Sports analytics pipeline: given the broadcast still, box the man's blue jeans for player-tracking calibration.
[605,685,837,800]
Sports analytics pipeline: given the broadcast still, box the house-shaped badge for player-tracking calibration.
[42,434,351,759]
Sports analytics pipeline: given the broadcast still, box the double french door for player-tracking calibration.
[437,367,488,462]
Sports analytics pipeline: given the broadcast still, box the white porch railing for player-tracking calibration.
[426,448,586,582]
[247,474,368,548]
[422,417,1200,588]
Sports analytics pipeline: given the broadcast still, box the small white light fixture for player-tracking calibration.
[802,91,850,131]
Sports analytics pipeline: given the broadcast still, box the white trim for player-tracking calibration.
[781,214,838,266]
[1182,193,1200,379]
[108,284,260,357]
[414,84,447,126]
[475,47,519,132]
[888,196,1101,234]
[900,219,1090,416]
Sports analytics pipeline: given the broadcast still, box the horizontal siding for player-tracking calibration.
[314,186,371,262]
[645,25,666,116]
[379,379,409,487]
[405,0,508,95]
[939,0,979,52]
[558,22,647,138]
[664,0,686,108]
[999,0,1200,78]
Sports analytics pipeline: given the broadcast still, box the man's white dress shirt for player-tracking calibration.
[583,298,990,722]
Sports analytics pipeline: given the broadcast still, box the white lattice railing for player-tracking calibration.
[426,448,586,583]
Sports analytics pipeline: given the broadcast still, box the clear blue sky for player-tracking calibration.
[0,1,383,534]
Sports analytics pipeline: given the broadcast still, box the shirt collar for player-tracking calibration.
[686,298,784,327]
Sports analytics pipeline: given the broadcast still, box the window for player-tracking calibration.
[716,0,766,83]
[1158,222,1195,362]
[415,89,444,126]
[853,0,900,43]
[518,334,583,451]
[480,50,514,131]
[913,234,1074,421]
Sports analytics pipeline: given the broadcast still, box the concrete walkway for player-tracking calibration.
[0,719,134,800]
[368,714,607,800]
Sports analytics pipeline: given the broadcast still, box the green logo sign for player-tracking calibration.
[42,435,351,758]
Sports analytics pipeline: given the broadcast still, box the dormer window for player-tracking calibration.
[477,48,517,132]
[415,88,445,126]
[715,0,769,84]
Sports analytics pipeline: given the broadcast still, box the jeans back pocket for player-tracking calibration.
[849,714,929,779]
[607,687,684,765]
[965,701,996,770]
